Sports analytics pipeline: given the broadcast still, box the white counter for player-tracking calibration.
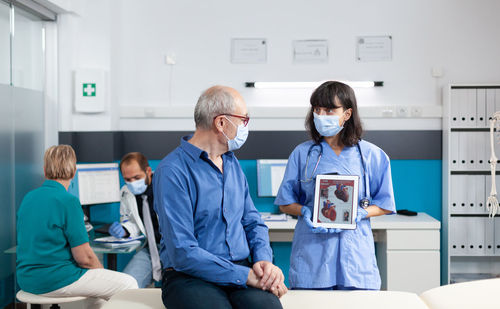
[264,213,441,294]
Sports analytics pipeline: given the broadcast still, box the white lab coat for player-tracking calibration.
[119,185,146,237]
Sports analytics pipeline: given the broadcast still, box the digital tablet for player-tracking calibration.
[313,174,359,229]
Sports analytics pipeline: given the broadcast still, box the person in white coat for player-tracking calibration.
[108,152,162,288]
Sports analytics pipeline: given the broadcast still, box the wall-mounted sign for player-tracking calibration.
[293,40,329,63]
[74,69,106,113]
[231,38,267,64]
[356,36,392,62]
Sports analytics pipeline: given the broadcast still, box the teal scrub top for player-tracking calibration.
[16,180,89,294]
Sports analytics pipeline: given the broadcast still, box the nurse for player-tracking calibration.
[275,81,396,290]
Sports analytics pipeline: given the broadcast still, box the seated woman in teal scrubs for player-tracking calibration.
[16,145,137,308]
[275,81,396,290]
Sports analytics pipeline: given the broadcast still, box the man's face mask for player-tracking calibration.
[222,116,249,151]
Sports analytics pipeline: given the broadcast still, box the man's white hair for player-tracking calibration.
[194,86,236,130]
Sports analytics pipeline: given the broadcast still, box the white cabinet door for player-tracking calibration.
[386,250,440,294]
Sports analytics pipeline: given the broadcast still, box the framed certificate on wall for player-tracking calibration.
[312,174,359,229]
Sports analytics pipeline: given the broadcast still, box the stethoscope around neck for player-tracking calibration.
[301,141,371,208]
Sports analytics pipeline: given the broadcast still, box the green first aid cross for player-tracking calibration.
[83,83,96,97]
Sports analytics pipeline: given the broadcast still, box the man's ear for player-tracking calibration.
[213,115,226,132]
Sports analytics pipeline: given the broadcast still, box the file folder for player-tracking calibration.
[474,175,486,214]
[466,89,477,127]
[450,175,466,214]
[476,89,487,128]
[486,89,496,122]
[450,217,468,255]
[450,132,460,169]
[494,217,500,255]
[450,89,462,128]
[458,132,468,170]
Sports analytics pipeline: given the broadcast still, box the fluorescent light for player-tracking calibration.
[245,81,383,89]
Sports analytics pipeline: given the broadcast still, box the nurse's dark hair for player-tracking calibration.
[120,152,149,172]
[305,81,363,146]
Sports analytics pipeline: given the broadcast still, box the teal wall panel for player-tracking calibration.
[88,159,442,280]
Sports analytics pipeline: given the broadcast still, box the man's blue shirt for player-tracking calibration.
[153,136,273,287]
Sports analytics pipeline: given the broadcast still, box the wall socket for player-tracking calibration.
[397,106,409,117]
[411,106,423,117]
[165,54,176,65]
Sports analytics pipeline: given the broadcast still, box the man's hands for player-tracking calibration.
[247,261,288,298]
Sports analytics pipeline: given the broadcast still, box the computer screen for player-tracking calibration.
[256,159,288,197]
[73,163,121,205]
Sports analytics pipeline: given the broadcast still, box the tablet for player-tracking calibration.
[312,174,359,229]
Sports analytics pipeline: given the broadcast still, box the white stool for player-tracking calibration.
[17,290,87,309]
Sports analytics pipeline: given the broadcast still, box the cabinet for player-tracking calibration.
[442,85,500,284]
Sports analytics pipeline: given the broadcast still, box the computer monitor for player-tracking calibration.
[74,163,121,205]
[256,159,288,197]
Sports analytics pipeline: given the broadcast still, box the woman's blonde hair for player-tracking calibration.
[44,145,77,180]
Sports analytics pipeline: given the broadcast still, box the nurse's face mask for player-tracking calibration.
[313,110,347,137]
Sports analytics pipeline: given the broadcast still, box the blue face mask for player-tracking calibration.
[126,178,147,195]
[313,112,344,137]
[222,116,249,151]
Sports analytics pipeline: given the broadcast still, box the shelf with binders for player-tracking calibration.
[448,130,500,172]
[449,86,500,129]
[442,84,500,285]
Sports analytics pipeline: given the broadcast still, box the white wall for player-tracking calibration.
[55,0,500,132]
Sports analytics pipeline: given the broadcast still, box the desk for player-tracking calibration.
[90,241,142,270]
[265,213,441,294]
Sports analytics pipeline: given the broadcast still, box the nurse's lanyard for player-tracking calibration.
[300,141,371,208]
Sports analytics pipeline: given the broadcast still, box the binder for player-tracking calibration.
[466,217,485,256]
[486,89,496,122]
[468,131,478,170]
[450,132,460,170]
[477,132,489,170]
[450,89,461,128]
[474,175,486,214]
[476,89,487,128]
[465,176,477,214]
[494,132,500,167]
[458,132,468,170]
[450,217,468,255]
[458,89,468,127]
[450,175,466,214]
[484,217,495,256]
[495,217,500,255]
[466,89,477,127]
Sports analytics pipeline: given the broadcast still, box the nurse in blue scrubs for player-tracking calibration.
[275,81,396,290]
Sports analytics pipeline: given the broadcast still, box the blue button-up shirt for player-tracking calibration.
[153,136,273,287]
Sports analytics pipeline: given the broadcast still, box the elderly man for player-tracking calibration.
[154,86,287,309]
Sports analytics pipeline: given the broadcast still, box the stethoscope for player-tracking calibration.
[301,141,371,208]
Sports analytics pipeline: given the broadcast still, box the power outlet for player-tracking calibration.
[411,106,423,117]
[396,106,409,117]
[165,54,176,65]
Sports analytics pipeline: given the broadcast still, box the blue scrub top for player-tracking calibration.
[274,139,396,289]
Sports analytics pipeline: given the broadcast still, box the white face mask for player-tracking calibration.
[222,116,249,151]
[125,178,147,195]
[313,112,344,137]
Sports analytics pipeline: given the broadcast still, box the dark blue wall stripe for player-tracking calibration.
[59,130,442,161]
